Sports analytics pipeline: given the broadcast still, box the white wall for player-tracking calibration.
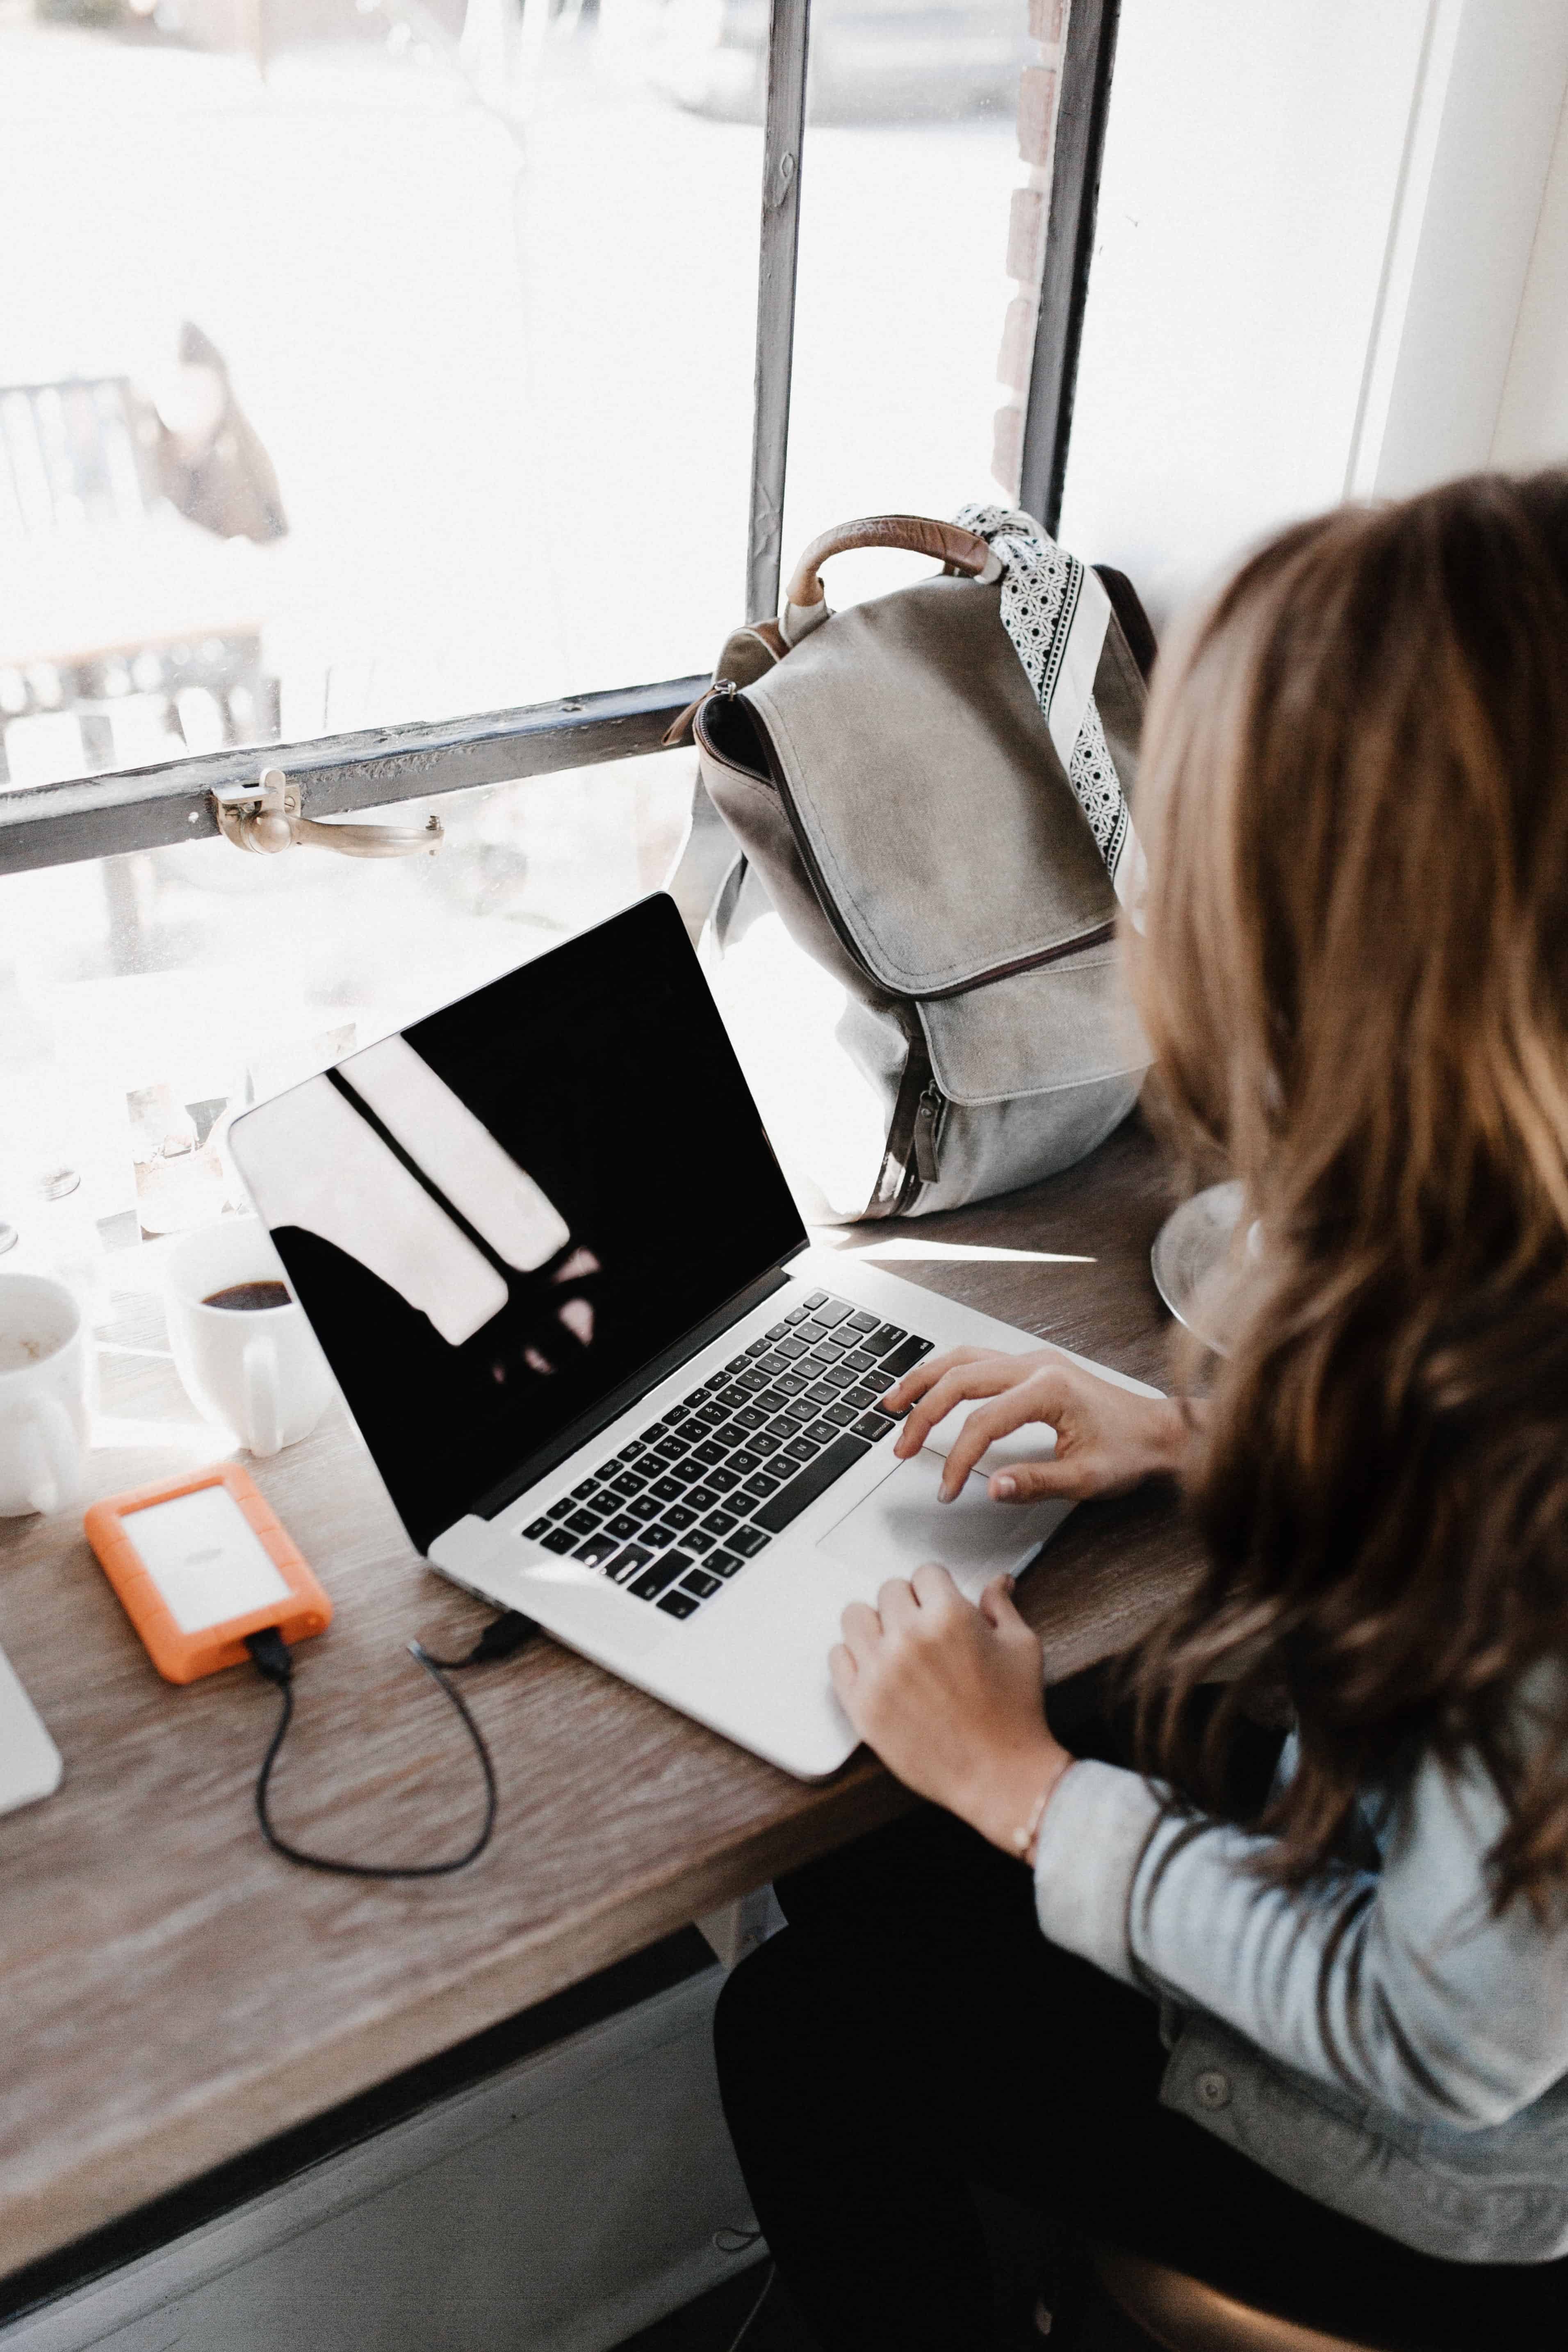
[1492,80,1568,469]
[1058,0,1568,632]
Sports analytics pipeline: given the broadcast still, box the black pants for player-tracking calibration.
[714,1801,1568,2352]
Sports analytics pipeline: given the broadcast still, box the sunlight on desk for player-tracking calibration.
[835,1239,1096,1266]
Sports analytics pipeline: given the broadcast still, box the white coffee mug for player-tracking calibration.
[165,1216,336,1457]
[0,1273,90,1516]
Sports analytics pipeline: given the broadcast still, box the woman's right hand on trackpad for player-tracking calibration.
[881,1346,1190,1505]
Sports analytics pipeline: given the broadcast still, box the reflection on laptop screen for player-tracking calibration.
[231,895,806,1551]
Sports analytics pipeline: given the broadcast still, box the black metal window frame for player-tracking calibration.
[0,0,1118,883]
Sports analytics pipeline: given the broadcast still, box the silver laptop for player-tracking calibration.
[229,893,1153,1779]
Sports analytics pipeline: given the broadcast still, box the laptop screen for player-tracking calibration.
[230,894,807,1552]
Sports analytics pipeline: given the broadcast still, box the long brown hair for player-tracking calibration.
[1127,469,1568,1913]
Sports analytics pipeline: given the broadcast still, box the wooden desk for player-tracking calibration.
[0,1115,1199,2279]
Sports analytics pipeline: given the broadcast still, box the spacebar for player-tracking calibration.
[752,1434,871,1534]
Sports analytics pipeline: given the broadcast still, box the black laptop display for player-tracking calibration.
[232,895,805,1552]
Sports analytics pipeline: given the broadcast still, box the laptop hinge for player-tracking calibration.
[467,1257,799,1528]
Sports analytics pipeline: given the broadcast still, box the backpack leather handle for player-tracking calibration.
[784,515,1002,613]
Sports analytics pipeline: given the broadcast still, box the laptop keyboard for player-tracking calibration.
[521,1290,933,1623]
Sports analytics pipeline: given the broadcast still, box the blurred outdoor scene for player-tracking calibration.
[0,0,1026,1245]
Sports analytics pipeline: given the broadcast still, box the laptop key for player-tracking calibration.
[821,1363,858,1390]
[824,1403,857,1429]
[783,1435,819,1465]
[846,1310,880,1334]
[707,1466,741,1493]
[691,1439,727,1467]
[608,1542,656,1584]
[752,1434,871,1534]
[715,1384,751,1411]
[762,1418,796,1445]
[741,1471,782,1500]
[650,1476,684,1504]
[684,1527,716,1555]
[609,1472,644,1500]
[745,1337,773,1358]
[732,1370,768,1396]
[729,1447,762,1476]
[783,1305,813,1325]
[734,1405,768,1431]
[806,1418,842,1445]
[855,1411,897,1441]
[781,1396,815,1424]
[538,1526,578,1555]
[775,1371,809,1397]
[773,1334,809,1361]
[805,1381,839,1404]
[627,1495,661,1523]
[564,1510,599,1537]
[687,1484,722,1514]
[865,1323,909,1357]
[681,1568,722,1600]
[709,1548,745,1577]
[880,1336,934,1380]
[703,1508,740,1538]
[629,1551,687,1600]
[574,1532,622,1568]
[811,1299,850,1326]
[524,1515,553,1540]
[664,1502,697,1530]
[804,1291,828,1309]
[643,1522,681,1547]
[765,1320,793,1340]
[657,1589,700,1619]
[731,1524,771,1557]
[604,1513,641,1543]
[845,1381,887,1411]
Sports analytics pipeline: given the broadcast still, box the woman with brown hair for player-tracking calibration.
[713,470,1568,2349]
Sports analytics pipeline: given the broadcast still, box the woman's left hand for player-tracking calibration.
[829,1565,1074,1859]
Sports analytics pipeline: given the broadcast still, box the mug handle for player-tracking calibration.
[243,1337,282,1459]
[17,1398,82,1515]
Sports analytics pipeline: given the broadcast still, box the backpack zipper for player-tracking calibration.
[912,1083,945,1185]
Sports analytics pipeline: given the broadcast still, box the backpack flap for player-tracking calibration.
[743,571,1121,1007]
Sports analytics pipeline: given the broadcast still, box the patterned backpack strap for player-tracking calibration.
[955,503,1149,930]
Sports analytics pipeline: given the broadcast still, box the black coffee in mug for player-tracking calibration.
[203,1280,292,1312]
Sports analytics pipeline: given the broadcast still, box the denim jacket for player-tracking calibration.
[1032,1726,1568,2263]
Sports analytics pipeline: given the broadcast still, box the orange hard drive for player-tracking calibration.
[85,1463,332,1685]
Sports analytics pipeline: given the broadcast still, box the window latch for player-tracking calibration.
[211,768,442,859]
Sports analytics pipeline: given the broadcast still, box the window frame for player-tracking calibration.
[0,0,1118,882]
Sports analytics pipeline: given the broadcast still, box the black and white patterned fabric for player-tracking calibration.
[955,502,1146,926]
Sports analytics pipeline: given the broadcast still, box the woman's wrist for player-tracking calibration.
[961,1734,1074,1862]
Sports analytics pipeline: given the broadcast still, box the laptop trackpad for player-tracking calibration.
[816,1446,1069,1600]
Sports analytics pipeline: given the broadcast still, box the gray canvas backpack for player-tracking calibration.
[666,510,1155,1223]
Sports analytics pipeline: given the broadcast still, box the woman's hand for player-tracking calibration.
[883,1345,1189,1504]
[829,1565,1073,1857]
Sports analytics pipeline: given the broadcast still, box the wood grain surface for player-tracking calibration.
[0,1114,1199,2278]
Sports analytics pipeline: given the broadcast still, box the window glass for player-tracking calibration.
[0,751,691,1259]
[777,1,1030,618]
[0,4,761,791]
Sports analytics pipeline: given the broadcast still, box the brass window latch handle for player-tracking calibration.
[212,769,443,859]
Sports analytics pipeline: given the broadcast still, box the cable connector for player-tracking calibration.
[414,1609,539,1671]
[246,1626,293,1687]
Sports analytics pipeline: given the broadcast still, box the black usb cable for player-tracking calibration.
[244,1611,538,1879]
